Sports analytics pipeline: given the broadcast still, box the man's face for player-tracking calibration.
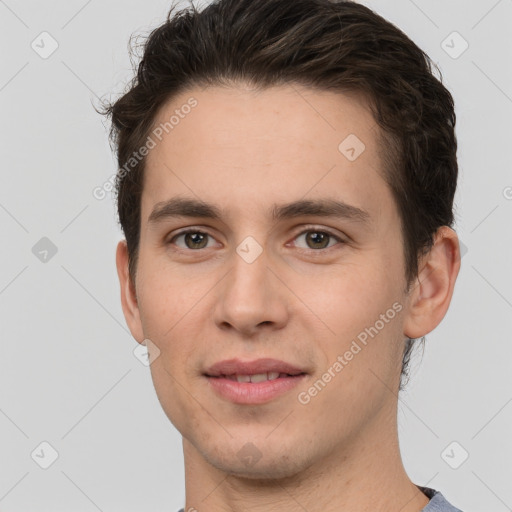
[126,84,413,477]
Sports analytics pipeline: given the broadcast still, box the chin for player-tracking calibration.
[213,458,306,481]
[201,440,313,481]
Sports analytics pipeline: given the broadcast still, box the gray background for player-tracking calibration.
[0,0,511,510]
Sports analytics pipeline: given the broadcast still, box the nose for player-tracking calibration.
[213,246,290,337]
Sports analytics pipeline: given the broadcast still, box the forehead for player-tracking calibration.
[142,84,391,225]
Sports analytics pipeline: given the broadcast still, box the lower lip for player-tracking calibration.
[205,374,307,404]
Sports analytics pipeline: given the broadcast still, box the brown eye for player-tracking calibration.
[305,231,330,249]
[170,230,214,250]
[293,229,343,251]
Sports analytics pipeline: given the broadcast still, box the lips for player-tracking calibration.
[204,358,307,379]
[204,358,308,404]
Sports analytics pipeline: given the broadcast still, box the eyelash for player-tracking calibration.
[167,225,346,253]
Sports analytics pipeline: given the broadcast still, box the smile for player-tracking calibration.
[205,373,307,404]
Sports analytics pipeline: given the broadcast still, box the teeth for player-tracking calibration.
[229,372,283,383]
[249,373,268,383]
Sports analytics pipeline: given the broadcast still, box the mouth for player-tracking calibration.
[204,357,307,377]
[203,358,308,404]
[207,372,306,383]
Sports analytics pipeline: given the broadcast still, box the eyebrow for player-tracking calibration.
[148,197,371,226]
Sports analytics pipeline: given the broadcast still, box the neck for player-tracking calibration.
[181,402,429,512]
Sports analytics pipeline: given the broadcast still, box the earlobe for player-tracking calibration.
[403,226,461,339]
[116,240,145,343]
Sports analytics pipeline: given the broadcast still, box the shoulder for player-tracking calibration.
[419,485,464,512]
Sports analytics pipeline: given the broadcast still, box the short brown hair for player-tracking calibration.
[100,0,458,389]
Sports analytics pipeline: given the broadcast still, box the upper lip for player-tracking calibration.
[204,358,307,377]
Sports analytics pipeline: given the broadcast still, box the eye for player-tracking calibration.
[167,226,345,253]
[291,227,344,251]
[169,229,217,250]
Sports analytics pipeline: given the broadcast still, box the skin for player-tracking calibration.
[116,83,461,512]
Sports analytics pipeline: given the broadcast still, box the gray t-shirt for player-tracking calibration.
[177,485,463,512]
[418,486,464,511]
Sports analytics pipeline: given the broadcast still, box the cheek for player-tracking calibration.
[305,260,405,377]
[300,270,404,428]
[137,271,205,428]
[146,356,199,434]
[303,261,392,330]
[136,265,211,390]
[136,253,206,339]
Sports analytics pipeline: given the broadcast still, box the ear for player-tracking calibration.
[403,226,461,339]
[116,240,145,343]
